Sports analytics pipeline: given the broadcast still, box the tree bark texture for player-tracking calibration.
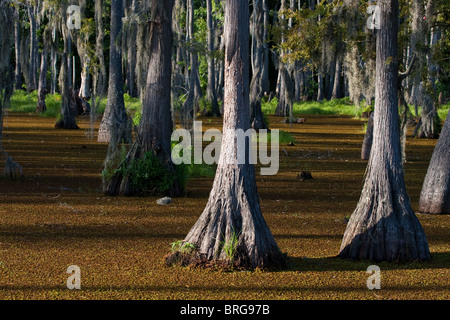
[104,0,182,197]
[14,8,22,91]
[204,0,220,117]
[178,0,286,269]
[361,112,374,160]
[27,2,38,92]
[250,0,269,130]
[339,0,430,262]
[98,0,131,144]
[55,6,79,131]
[36,44,48,113]
[95,0,107,97]
[419,110,450,215]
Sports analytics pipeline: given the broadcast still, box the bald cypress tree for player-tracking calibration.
[104,0,182,197]
[339,0,430,262]
[98,0,131,144]
[419,111,450,215]
[167,0,286,269]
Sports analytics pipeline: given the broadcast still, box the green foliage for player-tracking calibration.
[10,90,61,118]
[116,151,187,196]
[221,228,241,263]
[171,240,196,254]
[188,162,216,178]
[10,91,142,124]
[171,142,217,179]
[262,97,357,117]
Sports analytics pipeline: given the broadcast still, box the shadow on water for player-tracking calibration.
[284,252,450,272]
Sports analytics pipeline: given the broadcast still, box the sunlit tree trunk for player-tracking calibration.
[50,28,58,95]
[95,0,107,97]
[181,0,203,127]
[98,0,131,144]
[275,0,294,120]
[27,1,38,92]
[36,41,48,113]
[172,0,286,269]
[250,0,269,130]
[204,0,220,116]
[419,110,450,215]
[339,0,430,262]
[14,7,22,91]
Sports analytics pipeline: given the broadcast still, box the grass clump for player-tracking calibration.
[171,241,196,255]
[221,229,241,263]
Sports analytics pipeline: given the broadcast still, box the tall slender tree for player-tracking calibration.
[26,0,38,92]
[181,0,203,128]
[250,0,269,130]
[204,0,220,117]
[94,0,107,97]
[55,1,78,130]
[14,6,22,91]
[36,29,49,113]
[169,0,286,269]
[339,0,430,262]
[98,0,131,144]
[104,0,182,197]
[1,0,23,180]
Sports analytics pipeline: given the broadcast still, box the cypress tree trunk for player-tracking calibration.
[55,5,79,131]
[27,2,38,92]
[331,56,342,100]
[36,44,48,113]
[126,0,138,98]
[204,0,220,117]
[55,52,79,129]
[317,72,325,102]
[50,28,58,95]
[274,0,294,119]
[104,0,182,197]
[171,0,185,115]
[78,63,90,100]
[339,0,430,262]
[419,110,450,215]
[95,0,107,97]
[14,8,22,91]
[361,112,374,160]
[249,0,268,130]
[215,1,225,104]
[98,0,131,144]
[181,0,203,127]
[169,0,286,269]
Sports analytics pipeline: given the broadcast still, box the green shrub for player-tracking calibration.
[116,151,188,196]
